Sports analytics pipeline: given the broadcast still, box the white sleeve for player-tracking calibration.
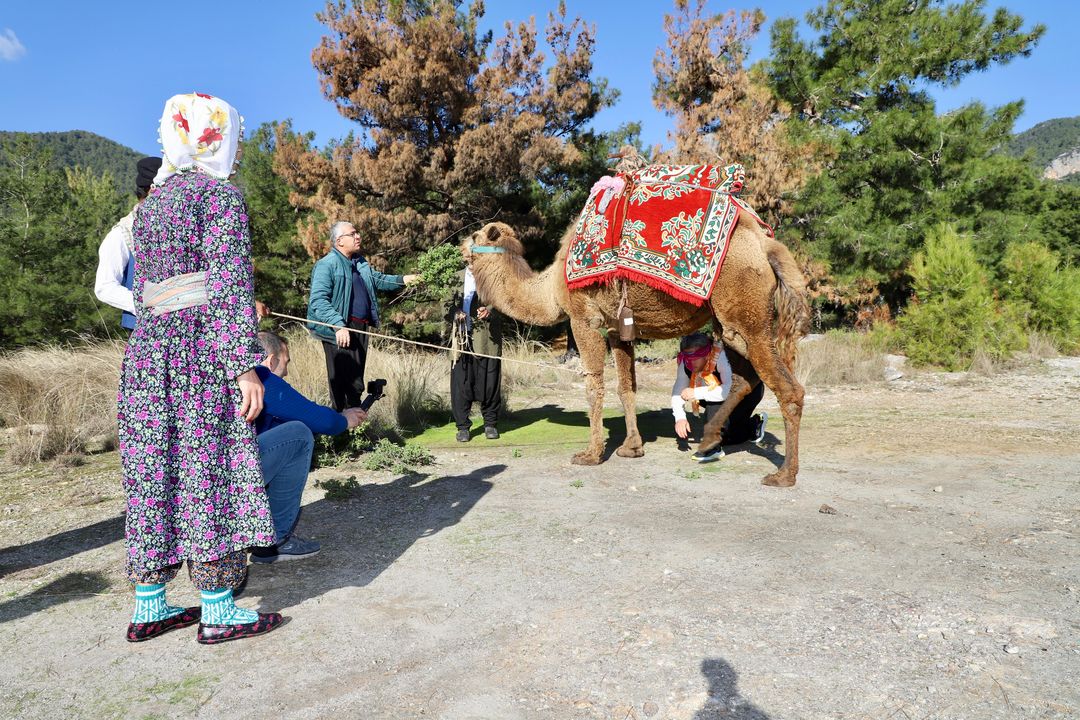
[692,344,732,403]
[671,367,688,421]
[94,223,135,314]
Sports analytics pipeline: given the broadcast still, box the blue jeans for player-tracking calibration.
[257,421,315,544]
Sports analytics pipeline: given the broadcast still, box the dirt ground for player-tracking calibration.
[1,355,1078,719]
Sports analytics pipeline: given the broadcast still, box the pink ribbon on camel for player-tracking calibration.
[590,175,626,213]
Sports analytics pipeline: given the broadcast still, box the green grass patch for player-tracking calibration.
[407,405,675,453]
[143,674,215,706]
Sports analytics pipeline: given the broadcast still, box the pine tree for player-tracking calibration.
[236,122,315,318]
[764,0,1049,308]
[275,0,617,264]
[652,0,819,226]
[0,135,128,345]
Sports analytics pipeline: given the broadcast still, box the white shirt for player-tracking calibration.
[670,343,732,421]
[94,207,137,314]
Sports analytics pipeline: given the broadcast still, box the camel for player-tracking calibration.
[462,212,810,487]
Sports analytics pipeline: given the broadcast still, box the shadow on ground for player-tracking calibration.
[245,463,501,609]
[0,570,112,624]
[694,657,771,719]
[0,514,124,579]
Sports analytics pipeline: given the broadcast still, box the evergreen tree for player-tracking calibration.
[276,0,618,263]
[0,135,129,346]
[764,0,1052,309]
[236,122,315,319]
[652,1,819,226]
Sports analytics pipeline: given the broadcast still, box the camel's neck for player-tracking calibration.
[475,255,565,326]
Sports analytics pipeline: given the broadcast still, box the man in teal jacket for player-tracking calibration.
[307,221,420,409]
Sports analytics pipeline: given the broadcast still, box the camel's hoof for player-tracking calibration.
[762,471,796,488]
[615,445,644,458]
[571,451,601,466]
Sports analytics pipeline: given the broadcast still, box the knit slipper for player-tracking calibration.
[196,612,285,645]
[126,607,201,643]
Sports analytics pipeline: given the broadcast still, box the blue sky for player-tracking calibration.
[1,1,1076,156]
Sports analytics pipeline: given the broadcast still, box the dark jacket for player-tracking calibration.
[306,248,405,341]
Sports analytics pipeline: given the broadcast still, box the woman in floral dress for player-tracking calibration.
[118,93,283,644]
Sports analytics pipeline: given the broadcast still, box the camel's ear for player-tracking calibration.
[484,224,502,244]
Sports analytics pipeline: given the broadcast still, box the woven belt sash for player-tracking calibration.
[142,271,208,316]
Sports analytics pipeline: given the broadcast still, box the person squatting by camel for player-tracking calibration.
[671,333,767,463]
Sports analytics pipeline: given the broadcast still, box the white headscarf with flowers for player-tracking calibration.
[153,93,243,186]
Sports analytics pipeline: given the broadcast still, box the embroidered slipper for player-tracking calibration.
[126,607,201,642]
[196,612,285,645]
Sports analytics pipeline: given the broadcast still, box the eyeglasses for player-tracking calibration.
[339,232,358,239]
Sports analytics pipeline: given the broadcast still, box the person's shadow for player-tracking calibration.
[0,571,112,624]
[694,658,771,719]
[244,463,501,608]
[0,514,124,579]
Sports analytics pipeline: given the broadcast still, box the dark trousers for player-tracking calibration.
[451,355,501,430]
[701,382,764,445]
[321,322,369,411]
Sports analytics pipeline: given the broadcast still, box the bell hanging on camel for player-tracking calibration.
[617,305,636,342]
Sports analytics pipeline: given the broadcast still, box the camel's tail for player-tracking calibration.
[765,238,811,371]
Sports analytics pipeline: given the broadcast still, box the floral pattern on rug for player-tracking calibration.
[565,164,772,305]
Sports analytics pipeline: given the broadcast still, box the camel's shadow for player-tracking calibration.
[243,463,501,608]
[502,403,783,467]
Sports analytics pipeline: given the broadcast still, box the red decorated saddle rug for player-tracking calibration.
[564,164,773,306]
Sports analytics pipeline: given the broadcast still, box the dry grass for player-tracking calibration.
[0,327,578,467]
[795,331,891,388]
[1022,331,1061,361]
[281,327,450,433]
[970,331,1062,377]
[0,340,124,464]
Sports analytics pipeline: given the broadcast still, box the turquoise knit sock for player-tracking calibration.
[200,588,258,625]
[131,583,185,624]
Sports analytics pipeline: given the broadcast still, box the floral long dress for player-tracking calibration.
[118,171,275,587]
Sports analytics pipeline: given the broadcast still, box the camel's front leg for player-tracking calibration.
[571,320,608,465]
[610,338,644,458]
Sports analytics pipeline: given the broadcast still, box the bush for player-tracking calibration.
[362,438,434,473]
[999,242,1080,353]
[898,224,1025,369]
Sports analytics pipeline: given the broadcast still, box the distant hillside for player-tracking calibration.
[1008,116,1080,179]
[0,130,146,192]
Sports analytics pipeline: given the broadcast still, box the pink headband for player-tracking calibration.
[677,345,711,367]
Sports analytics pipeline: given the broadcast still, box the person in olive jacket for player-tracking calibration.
[307,221,419,410]
[447,267,503,442]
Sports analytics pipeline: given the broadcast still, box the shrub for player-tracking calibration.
[898,224,1025,370]
[362,438,434,473]
[999,242,1080,353]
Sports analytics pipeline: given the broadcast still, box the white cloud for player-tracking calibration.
[0,28,27,61]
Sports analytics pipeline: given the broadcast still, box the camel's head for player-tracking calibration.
[462,222,525,266]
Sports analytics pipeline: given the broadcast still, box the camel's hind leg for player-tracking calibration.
[609,337,644,458]
[570,319,608,466]
[741,334,804,487]
[697,364,758,452]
